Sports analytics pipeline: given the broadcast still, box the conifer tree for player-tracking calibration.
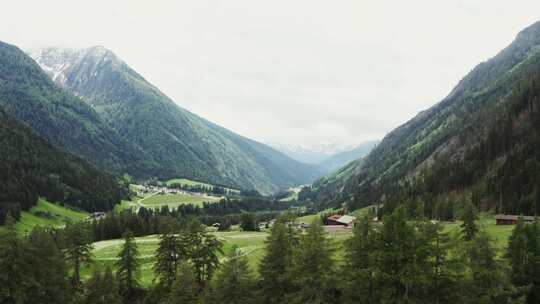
[466,232,513,303]
[342,216,376,303]
[0,215,29,303]
[461,202,478,241]
[291,220,335,303]
[116,229,140,299]
[81,267,122,304]
[259,219,298,303]
[168,262,199,304]
[507,217,530,288]
[26,227,72,304]
[184,221,222,287]
[212,245,256,304]
[524,221,540,303]
[376,207,418,302]
[153,229,182,288]
[64,222,94,289]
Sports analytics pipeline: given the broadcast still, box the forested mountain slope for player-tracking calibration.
[306,20,540,217]
[0,41,152,175]
[0,108,125,224]
[30,46,320,194]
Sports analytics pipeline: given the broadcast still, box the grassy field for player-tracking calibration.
[14,199,88,234]
[165,178,240,193]
[84,231,269,286]
[442,215,515,251]
[279,187,301,202]
[139,193,221,209]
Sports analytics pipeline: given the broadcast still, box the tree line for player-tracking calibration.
[90,197,296,242]
[3,204,540,303]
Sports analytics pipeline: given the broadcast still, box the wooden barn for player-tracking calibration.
[495,214,535,225]
[326,215,356,227]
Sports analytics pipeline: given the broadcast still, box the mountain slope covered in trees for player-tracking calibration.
[0,41,153,176]
[306,20,540,217]
[30,46,320,194]
[0,108,125,224]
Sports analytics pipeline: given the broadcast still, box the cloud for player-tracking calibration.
[2,0,540,145]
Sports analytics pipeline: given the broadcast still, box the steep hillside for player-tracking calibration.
[0,41,152,176]
[0,108,125,224]
[318,140,379,173]
[307,20,540,216]
[30,46,320,194]
[14,199,88,234]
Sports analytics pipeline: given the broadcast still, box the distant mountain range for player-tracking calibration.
[25,45,320,194]
[305,20,540,217]
[269,141,379,173]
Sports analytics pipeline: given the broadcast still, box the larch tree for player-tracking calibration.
[291,220,335,304]
[461,202,479,241]
[212,245,256,304]
[342,216,377,304]
[258,219,299,303]
[116,229,140,298]
[64,222,94,289]
[168,262,199,304]
[81,266,122,304]
[26,227,72,304]
[153,229,183,288]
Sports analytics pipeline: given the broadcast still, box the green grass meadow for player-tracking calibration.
[84,231,269,286]
[165,178,240,193]
[140,193,221,209]
[14,199,88,234]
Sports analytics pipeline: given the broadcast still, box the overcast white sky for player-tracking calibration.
[2,1,540,147]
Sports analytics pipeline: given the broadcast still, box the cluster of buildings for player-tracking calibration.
[136,184,207,198]
[136,185,181,196]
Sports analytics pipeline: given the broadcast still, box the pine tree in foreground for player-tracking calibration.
[64,222,94,289]
[466,231,513,303]
[212,245,256,304]
[291,220,335,304]
[168,262,199,304]
[116,229,141,300]
[153,228,182,288]
[0,215,29,303]
[342,216,376,304]
[80,266,122,304]
[461,202,479,241]
[26,227,72,304]
[258,218,299,303]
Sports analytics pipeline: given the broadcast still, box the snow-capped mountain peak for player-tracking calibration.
[28,46,118,88]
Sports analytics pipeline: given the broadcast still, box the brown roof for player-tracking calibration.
[495,214,536,221]
[327,215,341,221]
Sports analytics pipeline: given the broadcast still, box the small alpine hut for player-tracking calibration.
[326,215,356,227]
[495,214,535,225]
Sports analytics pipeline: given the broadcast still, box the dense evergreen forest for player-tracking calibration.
[0,109,126,224]
[2,206,540,304]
